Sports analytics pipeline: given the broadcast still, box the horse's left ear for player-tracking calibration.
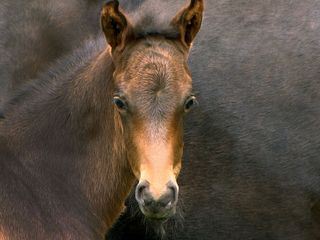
[172,0,204,48]
[101,0,132,51]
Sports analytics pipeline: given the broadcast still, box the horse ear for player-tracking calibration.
[101,0,132,51]
[172,0,204,47]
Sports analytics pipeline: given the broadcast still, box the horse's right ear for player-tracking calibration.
[101,0,132,51]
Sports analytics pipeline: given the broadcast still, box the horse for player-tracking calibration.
[107,0,320,239]
[0,0,204,239]
[0,0,148,113]
[0,0,147,107]
[0,0,110,109]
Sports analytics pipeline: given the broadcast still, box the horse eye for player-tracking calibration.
[113,96,127,111]
[184,95,197,112]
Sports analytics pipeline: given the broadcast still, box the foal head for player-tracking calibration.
[101,0,203,220]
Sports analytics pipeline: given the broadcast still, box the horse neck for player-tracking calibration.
[3,47,135,233]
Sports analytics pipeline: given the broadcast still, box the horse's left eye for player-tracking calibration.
[184,95,197,112]
[113,96,127,111]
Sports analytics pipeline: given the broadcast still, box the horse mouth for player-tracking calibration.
[139,204,176,221]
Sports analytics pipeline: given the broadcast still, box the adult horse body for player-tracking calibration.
[0,0,104,108]
[108,0,320,239]
[0,0,204,239]
[0,0,148,109]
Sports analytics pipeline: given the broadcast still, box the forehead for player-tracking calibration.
[115,37,192,108]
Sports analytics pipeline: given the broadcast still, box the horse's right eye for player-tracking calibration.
[113,96,127,111]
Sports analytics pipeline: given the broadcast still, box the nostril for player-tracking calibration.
[169,186,177,204]
[137,184,147,196]
[135,181,150,205]
[143,198,153,207]
[156,182,179,208]
[167,182,179,205]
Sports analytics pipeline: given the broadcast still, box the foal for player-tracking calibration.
[0,0,203,239]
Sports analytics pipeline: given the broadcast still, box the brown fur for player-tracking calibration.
[0,0,204,238]
[111,36,191,200]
